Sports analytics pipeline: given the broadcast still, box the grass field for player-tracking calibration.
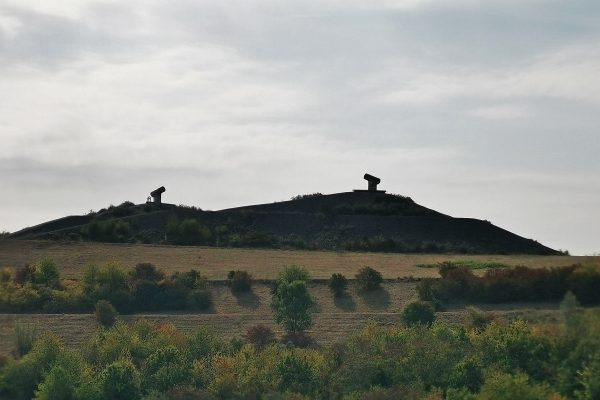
[0,240,589,280]
[0,239,597,356]
[0,279,565,355]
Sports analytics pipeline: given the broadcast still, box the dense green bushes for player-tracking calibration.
[0,260,212,314]
[81,219,131,242]
[418,262,600,306]
[6,308,600,399]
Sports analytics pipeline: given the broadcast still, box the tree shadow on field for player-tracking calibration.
[359,287,391,310]
[334,294,357,311]
[233,290,261,310]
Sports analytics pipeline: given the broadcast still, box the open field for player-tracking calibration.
[0,279,566,356]
[0,240,590,280]
[1,239,597,357]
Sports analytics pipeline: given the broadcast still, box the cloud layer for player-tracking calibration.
[1,0,599,254]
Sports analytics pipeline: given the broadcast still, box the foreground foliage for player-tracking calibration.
[0,261,213,314]
[2,297,600,399]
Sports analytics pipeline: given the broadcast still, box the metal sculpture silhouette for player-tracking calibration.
[363,174,381,191]
[354,174,385,193]
[150,186,166,204]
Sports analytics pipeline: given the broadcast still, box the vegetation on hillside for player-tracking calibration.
[1,296,600,399]
[9,192,559,255]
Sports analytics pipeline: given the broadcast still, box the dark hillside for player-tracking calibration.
[223,192,445,216]
[7,192,559,255]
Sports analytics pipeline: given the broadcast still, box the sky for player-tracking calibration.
[1,0,599,255]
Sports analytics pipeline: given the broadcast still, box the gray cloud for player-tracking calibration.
[0,0,599,254]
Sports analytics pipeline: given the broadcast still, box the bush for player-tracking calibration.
[227,270,253,293]
[33,259,61,289]
[276,352,317,395]
[142,345,191,392]
[567,265,600,305]
[187,288,212,310]
[280,332,315,348]
[14,264,36,285]
[417,264,584,306]
[100,359,142,400]
[401,301,436,326]
[130,263,164,282]
[34,365,78,400]
[83,264,133,312]
[465,307,493,331]
[355,267,383,292]
[81,219,131,242]
[477,372,558,400]
[278,266,310,284]
[95,300,118,328]
[245,325,276,348]
[328,273,348,297]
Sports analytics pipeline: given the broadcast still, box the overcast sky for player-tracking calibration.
[1,0,599,254]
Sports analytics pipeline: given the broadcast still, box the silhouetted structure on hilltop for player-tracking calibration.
[150,186,166,204]
[354,173,386,193]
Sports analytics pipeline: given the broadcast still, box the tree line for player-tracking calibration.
[0,295,598,399]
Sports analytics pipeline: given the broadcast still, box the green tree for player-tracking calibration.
[355,266,383,291]
[82,264,132,311]
[477,372,558,400]
[34,365,76,400]
[95,300,118,328]
[576,353,600,400]
[401,301,436,326]
[278,266,310,284]
[100,359,141,400]
[328,273,348,297]
[142,346,191,392]
[34,259,61,289]
[276,352,316,395]
[272,280,314,334]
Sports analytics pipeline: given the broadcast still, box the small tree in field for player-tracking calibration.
[329,273,348,297]
[227,270,253,293]
[355,266,383,291]
[95,300,118,328]
[401,301,436,326]
[272,267,314,334]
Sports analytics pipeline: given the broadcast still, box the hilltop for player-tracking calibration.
[7,189,558,255]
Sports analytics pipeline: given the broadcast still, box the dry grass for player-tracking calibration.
[0,281,419,354]
[0,279,574,355]
[0,239,597,356]
[0,240,590,280]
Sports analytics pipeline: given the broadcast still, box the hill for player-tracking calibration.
[8,191,558,255]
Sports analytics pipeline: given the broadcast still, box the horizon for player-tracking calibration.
[1,1,599,255]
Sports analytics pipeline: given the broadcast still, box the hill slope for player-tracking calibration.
[7,192,558,255]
